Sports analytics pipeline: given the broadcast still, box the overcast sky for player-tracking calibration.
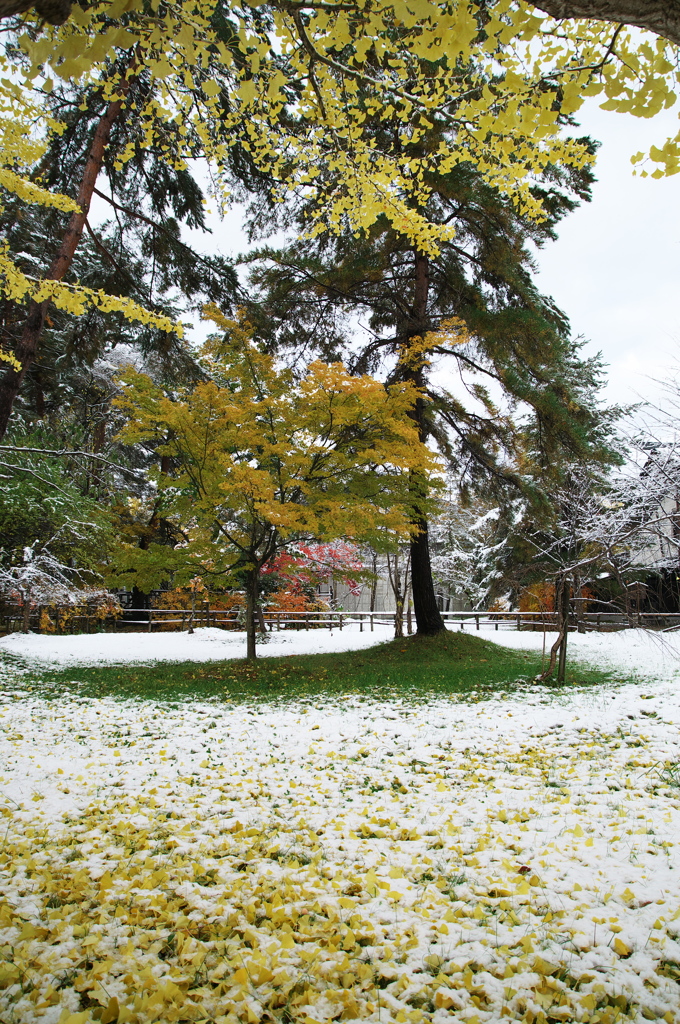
[533,99,680,412]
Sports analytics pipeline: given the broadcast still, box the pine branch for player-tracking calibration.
[0,445,144,478]
[92,188,236,283]
[84,218,136,286]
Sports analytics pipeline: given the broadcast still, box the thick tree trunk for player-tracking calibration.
[410,512,445,634]
[130,586,150,612]
[531,0,680,46]
[0,90,128,440]
[245,569,258,661]
[0,0,72,25]
[407,250,446,636]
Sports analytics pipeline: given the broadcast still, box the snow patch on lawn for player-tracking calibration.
[2,623,680,1018]
[0,623,396,666]
[4,623,680,687]
[479,626,680,683]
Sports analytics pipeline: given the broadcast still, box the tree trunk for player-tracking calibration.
[0,0,72,25]
[406,251,446,636]
[394,595,404,638]
[21,593,31,633]
[130,586,150,613]
[574,572,586,633]
[531,0,680,46]
[557,613,569,683]
[245,569,258,661]
[556,576,570,682]
[90,416,106,490]
[410,512,445,634]
[0,89,130,440]
[538,575,570,682]
[387,552,401,637]
[369,551,378,612]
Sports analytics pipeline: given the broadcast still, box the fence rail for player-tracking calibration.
[4,605,680,637]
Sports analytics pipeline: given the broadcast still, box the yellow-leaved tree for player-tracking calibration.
[2,0,678,435]
[113,310,441,659]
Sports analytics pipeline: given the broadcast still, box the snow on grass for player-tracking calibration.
[1,666,680,1023]
[3,624,680,684]
[0,624,396,666]
[479,627,680,683]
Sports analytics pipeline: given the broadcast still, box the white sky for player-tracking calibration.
[533,99,680,411]
[179,99,680,413]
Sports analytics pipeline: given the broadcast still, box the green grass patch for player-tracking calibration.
[1,629,621,704]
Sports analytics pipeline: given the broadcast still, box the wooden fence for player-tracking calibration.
[4,605,680,636]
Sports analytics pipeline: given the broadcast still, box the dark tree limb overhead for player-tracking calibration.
[0,0,71,25]
[531,0,680,45]
[2,0,678,46]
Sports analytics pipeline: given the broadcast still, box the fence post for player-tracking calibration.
[475,615,479,631]
[148,610,153,633]
[370,614,374,632]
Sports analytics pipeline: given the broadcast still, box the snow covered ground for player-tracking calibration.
[0,623,397,665]
[3,622,680,683]
[0,627,680,1023]
[481,626,680,685]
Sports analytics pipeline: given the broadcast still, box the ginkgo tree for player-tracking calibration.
[0,0,663,391]
[2,0,678,441]
[113,309,440,658]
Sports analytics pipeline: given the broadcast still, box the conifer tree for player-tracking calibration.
[246,129,619,633]
[0,70,254,436]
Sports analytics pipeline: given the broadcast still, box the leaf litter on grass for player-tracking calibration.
[0,636,679,1023]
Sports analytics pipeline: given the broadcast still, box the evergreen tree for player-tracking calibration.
[245,130,619,633]
[0,75,273,603]
[0,63,269,437]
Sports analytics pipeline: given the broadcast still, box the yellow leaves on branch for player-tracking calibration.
[0,349,20,370]
[1,0,678,337]
[115,310,441,574]
[0,249,181,333]
[0,0,623,258]
[0,168,78,211]
[398,317,472,371]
